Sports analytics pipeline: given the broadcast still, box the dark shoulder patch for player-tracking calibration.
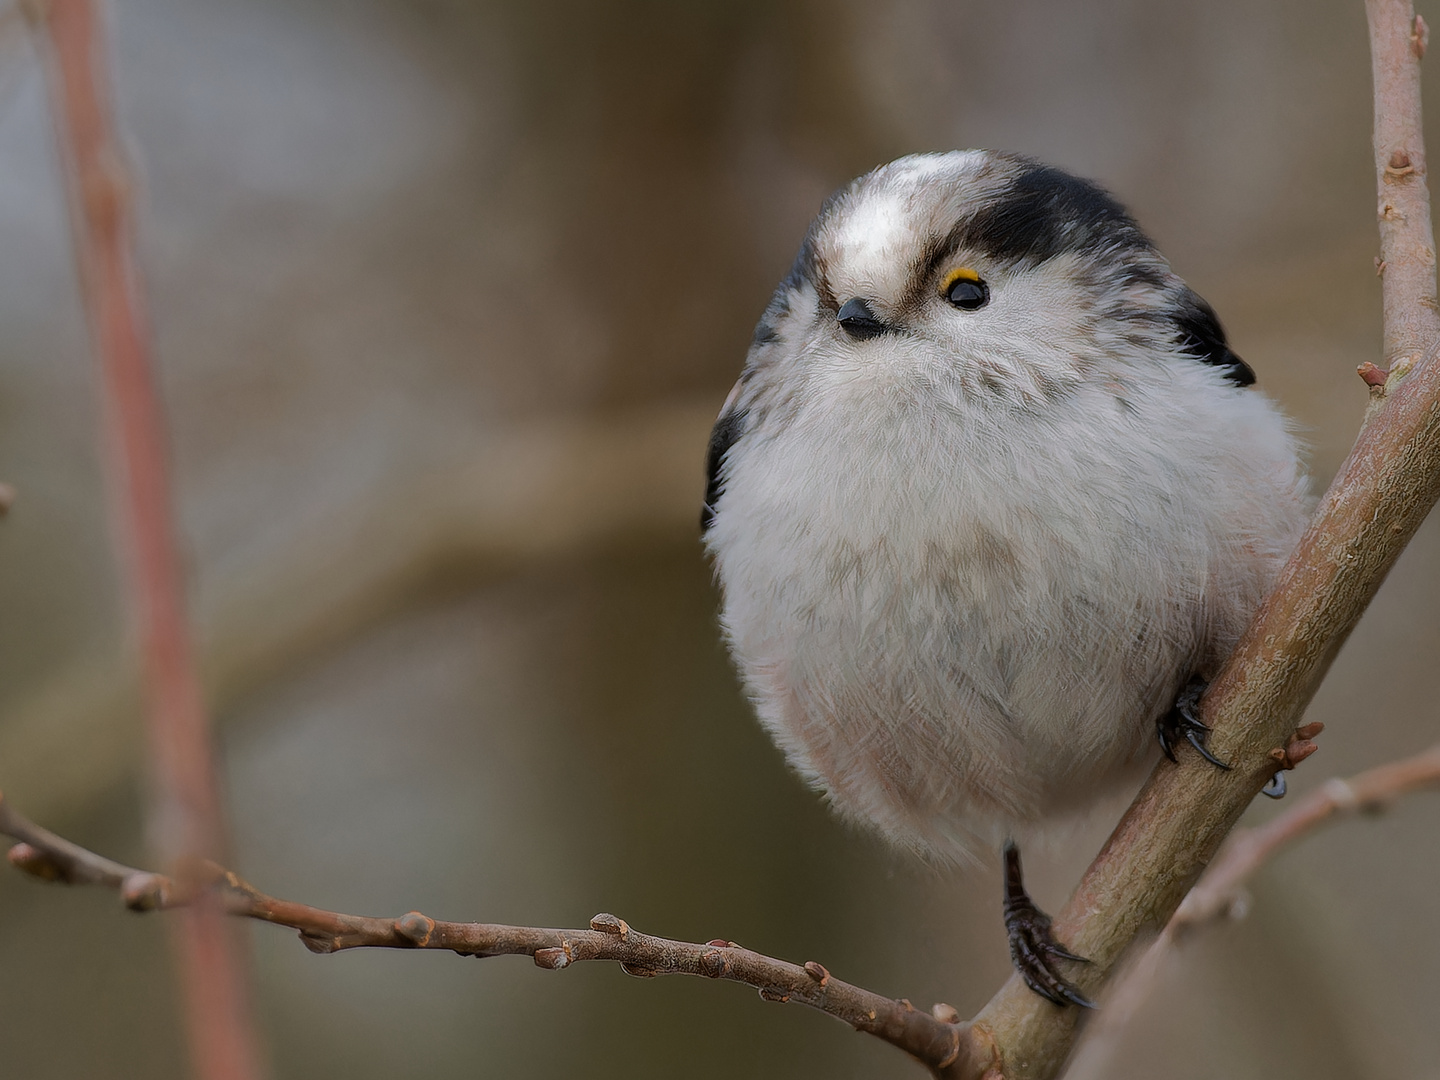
[1172,288,1255,386]
[957,160,1152,266]
[702,408,747,532]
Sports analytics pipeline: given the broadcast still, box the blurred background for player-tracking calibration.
[0,0,1436,1076]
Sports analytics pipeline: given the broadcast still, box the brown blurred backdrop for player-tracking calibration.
[0,0,1436,1077]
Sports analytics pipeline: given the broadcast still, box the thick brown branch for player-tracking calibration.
[956,4,1440,1076]
[0,792,994,1078]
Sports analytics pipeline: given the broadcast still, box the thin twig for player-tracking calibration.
[30,3,262,1078]
[1177,740,1440,926]
[0,791,994,1078]
[1064,741,1440,1080]
[1370,6,1439,376]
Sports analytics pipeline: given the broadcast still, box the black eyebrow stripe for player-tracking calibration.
[783,227,838,312]
[953,161,1153,266]
[914,224,968,292]
[897,219,979,316]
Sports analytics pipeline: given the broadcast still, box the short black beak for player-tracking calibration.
[837,297,887,341]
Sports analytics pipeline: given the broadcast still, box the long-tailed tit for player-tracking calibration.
[702,151,1310,1005]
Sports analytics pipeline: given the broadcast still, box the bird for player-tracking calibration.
[700,150,1311,1007]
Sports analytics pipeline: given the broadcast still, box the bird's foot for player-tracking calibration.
[1157,676,1231,770]
[1002,841,1094,1009]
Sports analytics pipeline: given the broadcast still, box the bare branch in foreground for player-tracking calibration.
[0,791,995,1079]
[6,743,1438,1080]
[1064,740,1440,1080]
[958,4,1440,1075]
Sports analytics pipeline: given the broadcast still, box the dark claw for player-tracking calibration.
[1002,842,1095,1009]
[1261,771,1287,799]
[1157,713,1179,763]
[1041,940,1090,964]
[1158,676,1232,771]
[1184,725,1231,770]
[1056,982,1097,1010]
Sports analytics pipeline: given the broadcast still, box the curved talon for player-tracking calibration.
[1157,713,1179,763]
[1002,842,1095,1010]
[1042,940,1091,964]
[1056,982,1097,1010]
[1159,676,1232,770]
[1184,725,1232,770]
[1261,771,1287,798]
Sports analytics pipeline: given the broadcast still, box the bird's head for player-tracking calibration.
[741,151,1251,415]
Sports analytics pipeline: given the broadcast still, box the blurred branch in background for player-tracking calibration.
[28,0,262,1077]
[0,401,713,824]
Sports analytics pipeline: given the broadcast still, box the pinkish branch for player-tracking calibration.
[29,2,261,1078]
[1177,739,1440,927]
[1064,740,1440,1080]
[961,3,1440,1074]
[0,790,993,1077]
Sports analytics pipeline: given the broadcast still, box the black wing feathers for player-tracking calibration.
[1172,288,1255,386]
[701,409,747,532]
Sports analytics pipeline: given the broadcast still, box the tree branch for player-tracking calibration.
[1176,740,1440,928]
[1370,7,1438,370]
[1063,740,1440,1080]
[0,790,997,1078]
[954,3,1440,1075]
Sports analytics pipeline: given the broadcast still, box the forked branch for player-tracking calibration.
[956,2,1440,1075]
[1064,740,1440,1080]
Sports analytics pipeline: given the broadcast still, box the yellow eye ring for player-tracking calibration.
[941,267,990,311]
[940,267,982,295]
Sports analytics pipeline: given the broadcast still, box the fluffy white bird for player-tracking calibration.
[702,151,1310,1005]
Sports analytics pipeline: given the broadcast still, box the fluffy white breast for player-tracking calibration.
[708,343,1307,861]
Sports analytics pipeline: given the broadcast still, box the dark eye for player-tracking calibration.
[946,277,989,311]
